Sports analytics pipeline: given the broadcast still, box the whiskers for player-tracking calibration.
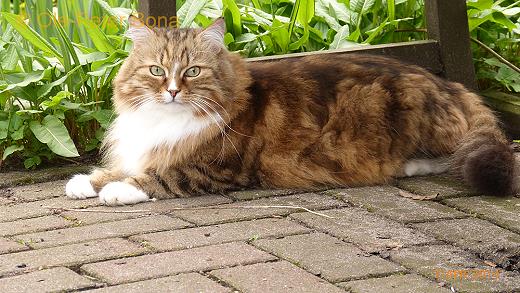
[126,93,160,110]
[191,94,252,138]
[188,96,243,165]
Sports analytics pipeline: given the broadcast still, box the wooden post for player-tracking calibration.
[425,0,478,89]
[138,0,177,28]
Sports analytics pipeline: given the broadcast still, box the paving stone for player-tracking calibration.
[0,197,99,222]
[227,189,301,200]
[131,218,310,251]
[390,244,520,293]
[0,180,67,203]
[60,195,231,225]
[0,215,72,237]
[210,261,344,293]
[290,208,435,252]
[443,196,520,233]
[0,165,92,188]
[396,175,476,199]
[0,267,95,293]
[171,193,344,225]
[0,238,145,277]
[81,242,276,285]
[338,274,451,293]
[14,215,191,249]
[327,186,466,223]
[0,237,28,254]
[413,218,520,270]
[0,197,13,205]
[253,232,405,282]
[84,273,231,293]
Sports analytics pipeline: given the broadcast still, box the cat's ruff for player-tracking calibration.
[106,102,212,176]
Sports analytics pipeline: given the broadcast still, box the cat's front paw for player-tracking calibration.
[65,174,97,199]
[99,182,149,206]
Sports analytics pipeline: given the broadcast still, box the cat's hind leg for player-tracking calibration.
[401,157,450,177]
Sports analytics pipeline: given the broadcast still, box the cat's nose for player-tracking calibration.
[168,89,180,98]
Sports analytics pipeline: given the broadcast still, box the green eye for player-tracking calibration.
[185,66,201,77]
[150,65,165,76]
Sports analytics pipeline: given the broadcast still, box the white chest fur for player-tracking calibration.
[107,103,210,175]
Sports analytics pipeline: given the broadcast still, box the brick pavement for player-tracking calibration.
[0,165,519,292]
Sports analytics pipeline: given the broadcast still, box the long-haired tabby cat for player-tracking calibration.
[66,16,517,205]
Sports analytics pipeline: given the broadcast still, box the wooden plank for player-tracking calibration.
[425,0,477,89]
[248,40,443,75]
[138,0,176,28]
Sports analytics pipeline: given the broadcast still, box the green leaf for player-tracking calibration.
[330,24,352,49]
[88,50,127,76]
[10,124,25,140]
[235,33,257,44]
[467,0,493,10]
[1,12,62,58]
[502,7,520,16]
[224,32,235,45]
[178,0,209,28]
[0,70,46,93]
[350,0,376,14]
[37,65,82,97]
[0,120,7,139]
[288,0,314,38]
[94,0,127,30]
[79,109,114,129]
[40,91,72,109]
[79,16,115,53]
[24,156,42,169]
[468,11,494,32]
[296,0,315,26]
[387,0,395,21]
[2,144,24,160]
[29,115,79,157]
[288,27,310,51]
[490,11,517,31]
[91,109,115,129]
[50,11,81,68]
[270,19,290,52]
[223,0,242,35]
[17,109,43,115]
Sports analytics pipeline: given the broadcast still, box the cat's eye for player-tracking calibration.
[150,65,165,76]
[185,66,201,77]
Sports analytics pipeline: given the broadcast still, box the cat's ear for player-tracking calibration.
[126,15,153,46]
[200,18,226,48]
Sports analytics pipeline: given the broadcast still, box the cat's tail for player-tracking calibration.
[451,93,517,196]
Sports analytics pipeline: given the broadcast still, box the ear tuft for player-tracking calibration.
[200,18,226,47]
[126,15,153,45]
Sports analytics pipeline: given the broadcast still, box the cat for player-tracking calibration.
[65,16,517,205]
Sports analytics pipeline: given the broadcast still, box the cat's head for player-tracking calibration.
[113,17,245,116]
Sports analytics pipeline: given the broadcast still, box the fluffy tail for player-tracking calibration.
[451,96,517,196]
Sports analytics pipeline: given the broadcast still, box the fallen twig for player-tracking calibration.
[471,37,520,75]
[398,190,438,200]
[43,206,153,214]
[43,205,334,218]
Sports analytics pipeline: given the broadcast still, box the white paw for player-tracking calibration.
[99,182,149,206]
[65,174,97,199]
